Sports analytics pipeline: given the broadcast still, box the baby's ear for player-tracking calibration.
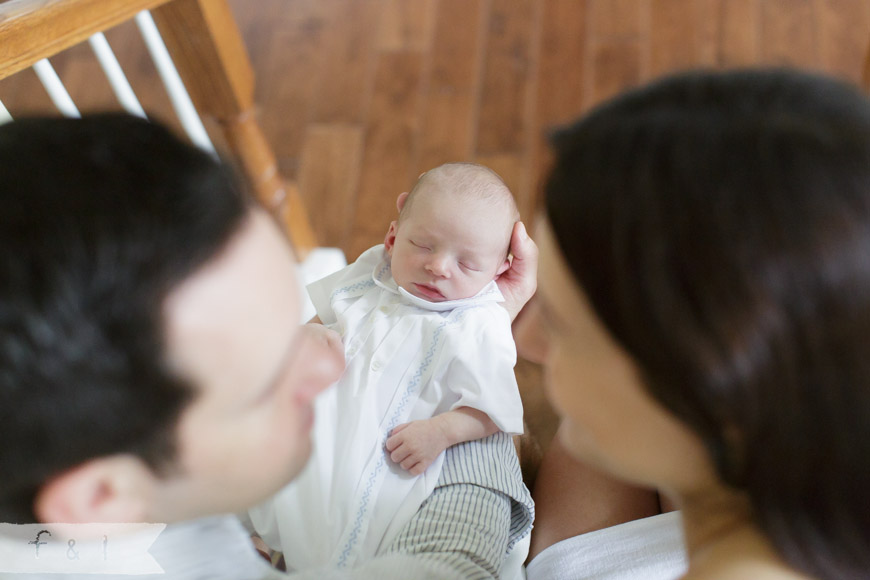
[384,221,399,254]
[494,257,511,279]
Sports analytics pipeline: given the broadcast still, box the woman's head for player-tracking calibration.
[533,69,870,579]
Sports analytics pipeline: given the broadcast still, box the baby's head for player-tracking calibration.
[384,163,519,302]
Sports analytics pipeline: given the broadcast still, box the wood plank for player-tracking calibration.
[247,1,329,179]
[350,51,423,260]
[817,0,870,84]
[590,0,647,41]
[761,0,818,68]
[0,65,55,116]
[476,0,537,155]
[531,0,588,223]
[416,0,484,172]
[298,124,364,250]
[693,0,760,69]
[475,152,533,221]
[49,41,119,113]
[690,0,761,70]
[311,0,380,124]
[417,90,477,171]
[537,0,588,128]
[429,0,483,89]
[715,0,760,67]
[377,0,435,52]
[589,39,643,109]
[693,0,718,67]
[650,0,697,76]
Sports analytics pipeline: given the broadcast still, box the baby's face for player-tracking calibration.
[385,190,512,302]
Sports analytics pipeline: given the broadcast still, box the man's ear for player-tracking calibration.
[384,221,399,255]
[494,257,511,280]
[34,455,156,523]
[396,191,410,212]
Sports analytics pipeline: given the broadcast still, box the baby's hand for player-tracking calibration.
[385,419,450,476]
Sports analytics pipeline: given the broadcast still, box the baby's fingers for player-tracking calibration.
[401,457,422,473]
[385,428,408,451]
[389,423,410,436]
[389,444,412,464]
[407,459,429,475]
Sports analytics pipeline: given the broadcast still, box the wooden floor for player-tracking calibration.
[3,1,869,257]
[2,0,870,462]
[228,0,870,262]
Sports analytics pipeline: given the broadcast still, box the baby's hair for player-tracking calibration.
[400,162,520,226]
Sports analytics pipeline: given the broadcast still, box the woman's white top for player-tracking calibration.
[249,245,524,571]
[525,511,687,580]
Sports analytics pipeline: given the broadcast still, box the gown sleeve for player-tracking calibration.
[306,244,385,325]
[439,304,524,435]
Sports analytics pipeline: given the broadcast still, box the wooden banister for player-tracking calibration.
[0,0,170,80]
[151,0,318,257]
[0,0,318,258]
[150,0,253,119]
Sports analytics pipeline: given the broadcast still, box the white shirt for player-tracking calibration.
[249,245,524,571]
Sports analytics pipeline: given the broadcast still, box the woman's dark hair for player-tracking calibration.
[0,114,252,523]
[545,69,870,579]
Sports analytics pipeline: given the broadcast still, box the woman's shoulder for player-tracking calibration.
[684,526,811,580]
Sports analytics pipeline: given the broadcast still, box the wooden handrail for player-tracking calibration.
[151,0,317,256]
[0,0,171,80]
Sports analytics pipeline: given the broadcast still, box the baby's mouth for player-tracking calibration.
[413,283,445,301]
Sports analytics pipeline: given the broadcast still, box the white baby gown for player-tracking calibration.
[248,245,524,571]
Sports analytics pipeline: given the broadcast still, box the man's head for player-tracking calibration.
[0,115,342,524]
[384,163,519,302]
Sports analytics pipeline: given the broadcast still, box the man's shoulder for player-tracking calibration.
[0,516,281,580]
[152,516,279,580]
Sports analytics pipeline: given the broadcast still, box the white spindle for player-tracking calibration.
[0,100,12,125]
[88,32,147,118]
[33,59,80,118]
[135,11,215,154]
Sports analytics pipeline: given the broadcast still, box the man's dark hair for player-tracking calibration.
[0,114,252,523]
[546,68,870,579]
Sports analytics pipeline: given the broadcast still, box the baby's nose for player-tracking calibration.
[425,254,451,277]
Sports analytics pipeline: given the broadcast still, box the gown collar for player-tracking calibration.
[371,248,504,312]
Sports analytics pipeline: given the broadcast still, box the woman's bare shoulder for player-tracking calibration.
[684,527,811,580]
